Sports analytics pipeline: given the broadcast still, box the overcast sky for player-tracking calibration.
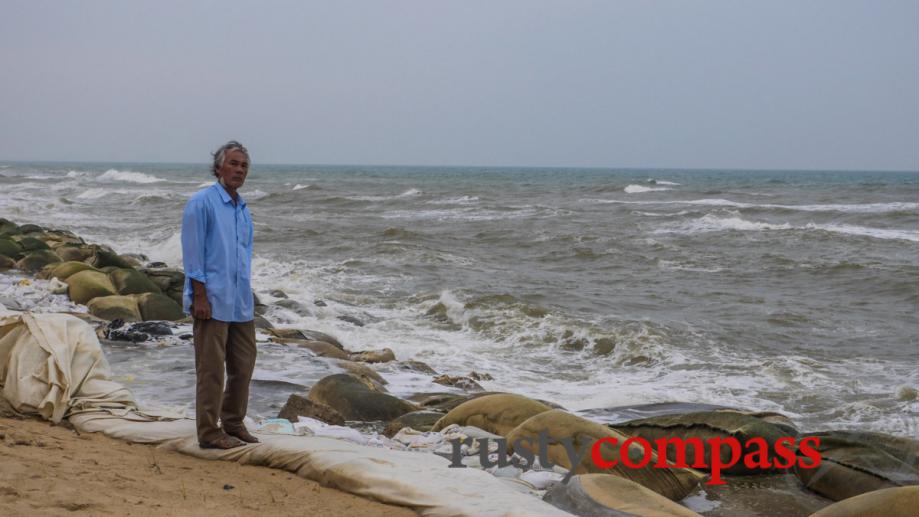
[2,1,917,170]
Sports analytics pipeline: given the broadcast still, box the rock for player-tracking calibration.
[13,236,50,252]
[308,374,417,422]
[267,328,343,349]
[612,410,791,475]
[46,261,98,281]
[349,348,395,363]
[109,268,162,295]
[507,409,705,501]
[337,315,365,327]
[432,393,554,436]
[253,315,274,329]
[66,270,118,305]
[593,338,616,355]
[277,394,345,425]
[468,371,494,381]
[433,374,484,391]
[87,295,143,322]
[87,245,134,269]
[0,255,14,269]
[397,360,439,375]
[544,474,702,517]
[810,486,919,517]
[127,321,173,336]
[0,239,24,260]
[331,360,388,392]
[269,289,288,299]
[794,430,919,502]
[272,337,349,360]
[16,249,61,273]
[384,410,445,437]
[314,299,327,307]
[135,292,185,321]
[273,298,312,316]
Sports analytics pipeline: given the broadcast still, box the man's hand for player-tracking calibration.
[191,280,211,320]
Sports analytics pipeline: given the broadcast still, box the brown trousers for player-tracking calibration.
[193,318,257,443]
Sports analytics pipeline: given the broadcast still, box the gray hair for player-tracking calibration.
[211,140,250,177]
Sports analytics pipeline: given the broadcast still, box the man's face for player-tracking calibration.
[217,149,249,190]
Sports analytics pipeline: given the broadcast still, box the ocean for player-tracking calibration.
[1,162,917,437]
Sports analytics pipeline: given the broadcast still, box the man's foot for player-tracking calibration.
[199,435,246,449]
[226,428,260,444]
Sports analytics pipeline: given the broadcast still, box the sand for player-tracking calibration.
[0,411,417,516]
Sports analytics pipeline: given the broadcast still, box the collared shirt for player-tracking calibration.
[181,182,254,322]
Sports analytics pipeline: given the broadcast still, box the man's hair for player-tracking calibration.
[211,141,250,177]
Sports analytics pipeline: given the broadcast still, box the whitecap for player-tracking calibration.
[292,184,310,191]
[347,188,423,202]
[427,195,480,205]
[624,184,672,194]
[647,179,681,186]
[244,189,269,201]
[97,169,165,184]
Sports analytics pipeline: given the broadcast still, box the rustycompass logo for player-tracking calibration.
[447,430,821,485]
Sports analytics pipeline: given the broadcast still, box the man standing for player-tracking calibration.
[181,141,259,449]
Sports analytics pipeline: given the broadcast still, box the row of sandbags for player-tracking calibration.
[427,392,919,515]
[0,218,185,322]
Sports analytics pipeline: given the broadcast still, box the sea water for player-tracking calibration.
[1,162,916,436]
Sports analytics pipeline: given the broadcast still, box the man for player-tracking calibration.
[181,141,259,449]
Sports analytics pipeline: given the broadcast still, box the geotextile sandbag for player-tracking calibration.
[45,261,98,281]
[66,270,118,305]
[16,249,62,273]
[507,409,704,501]
[108,267,162,295]
[432,393,554,436]
[135,292,184,321]
[87,295,143,322]
[544,474,702,517]
[794,430,919,501]
[612,410,790,476]
[809,486,919,517]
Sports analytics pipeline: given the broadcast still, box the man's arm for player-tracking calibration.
[191,279,211,320]
[181,197,211,320]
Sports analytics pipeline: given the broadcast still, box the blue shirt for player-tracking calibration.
[181,182,254,322]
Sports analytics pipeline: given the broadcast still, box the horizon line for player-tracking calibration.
[1,158,917,174]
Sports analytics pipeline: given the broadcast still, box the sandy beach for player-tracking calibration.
[0,404,416,517]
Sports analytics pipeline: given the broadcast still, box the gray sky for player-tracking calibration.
[2,0,917,170]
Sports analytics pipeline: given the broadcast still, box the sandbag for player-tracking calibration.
[46,261,98,281]
[66,269,118,305]
[795,430,919,501]
[507,409,704,501]
[613,410,789,475]
[810,486,919,517]
[432,393,553,436]
[135,292,184,321]
[16,249,61,273]
[0,312,139,422]
[544,474,702,517]
[87,295,143,322]
[108,267,162,295]
[308,373,416,422]
[0,238,23,260]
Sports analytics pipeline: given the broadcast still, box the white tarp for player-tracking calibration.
[0,309,573,517]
